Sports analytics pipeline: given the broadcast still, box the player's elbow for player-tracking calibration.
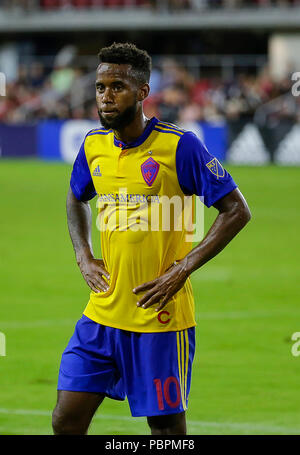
[245,205,252,224]
[229,189,252,229]
[236,200,252,229]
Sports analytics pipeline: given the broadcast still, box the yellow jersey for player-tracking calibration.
[70,117,237,332]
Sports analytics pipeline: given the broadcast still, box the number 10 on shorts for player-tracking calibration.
[154,377,181,410]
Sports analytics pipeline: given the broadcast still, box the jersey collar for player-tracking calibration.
[113,117,159,150]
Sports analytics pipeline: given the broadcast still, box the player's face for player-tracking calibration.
[96,63,140,130]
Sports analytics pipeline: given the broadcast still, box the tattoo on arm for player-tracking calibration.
[66,187,94,263]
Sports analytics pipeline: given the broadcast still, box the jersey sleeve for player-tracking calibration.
[176,131,237,207]
[70,140,97,201]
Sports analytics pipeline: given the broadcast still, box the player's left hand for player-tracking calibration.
[133,261,189,312]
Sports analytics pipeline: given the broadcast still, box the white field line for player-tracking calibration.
[0,309,298,330]
[0,319,75,329]
[0,408,299,434]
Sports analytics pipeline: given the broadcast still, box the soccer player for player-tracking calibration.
[52,43,251,435]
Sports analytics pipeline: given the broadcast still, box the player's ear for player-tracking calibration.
[138,83,150,102]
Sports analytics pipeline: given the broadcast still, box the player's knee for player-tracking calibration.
[52,406,88,435]
[147,412,186,435]
[52,407,73,435]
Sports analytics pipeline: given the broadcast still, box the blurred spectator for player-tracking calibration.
[159,58,194,91]
[69,67,87,108]
[50,65,75,94]
[48,45,76,94]
[149,67,162,95]
[0,53,298,127]
[0,0,39,13]
[156,85,188,123]
[1,0,299,12]
[178,103,204,139]
[28,61,46,88]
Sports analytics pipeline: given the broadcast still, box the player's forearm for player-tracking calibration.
[182,190,251,277]
[66,187,94,264]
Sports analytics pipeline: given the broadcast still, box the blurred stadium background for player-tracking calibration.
[0,0,300,435]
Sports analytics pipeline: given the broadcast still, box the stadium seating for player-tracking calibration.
[40,0,148,8]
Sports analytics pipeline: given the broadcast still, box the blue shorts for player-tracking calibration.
[57,315,195,417]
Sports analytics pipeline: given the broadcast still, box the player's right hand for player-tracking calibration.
[77,257,110,293]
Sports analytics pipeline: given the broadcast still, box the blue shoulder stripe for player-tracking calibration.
[89,127,111,133]
[154,127,184,137]
[87,130,113,136]
[157,122,185,133]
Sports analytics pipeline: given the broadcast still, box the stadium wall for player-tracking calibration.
[0,120,228,163]
[0,123,37,158]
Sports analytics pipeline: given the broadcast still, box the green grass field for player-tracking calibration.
[0,160,299,435]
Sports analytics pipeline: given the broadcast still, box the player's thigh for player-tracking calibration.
[52,390,105,431]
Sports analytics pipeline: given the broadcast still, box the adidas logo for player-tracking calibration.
[93,165,102,177]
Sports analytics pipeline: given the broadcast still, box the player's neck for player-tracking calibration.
[114,113,149,145]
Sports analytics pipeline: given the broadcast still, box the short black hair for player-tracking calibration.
[98,42,152,85]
